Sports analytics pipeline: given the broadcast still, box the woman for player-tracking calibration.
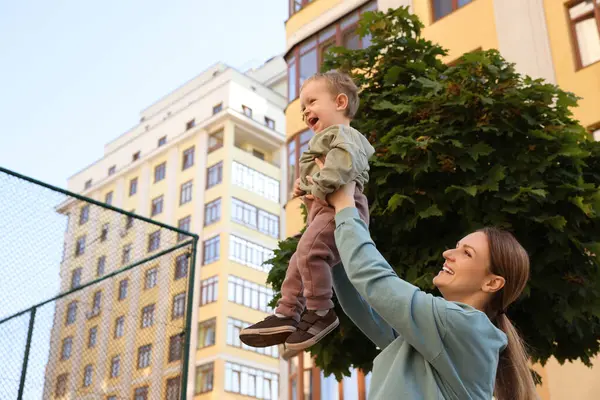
[301,170,537,399]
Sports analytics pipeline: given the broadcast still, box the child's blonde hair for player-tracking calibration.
[300,70,360,119]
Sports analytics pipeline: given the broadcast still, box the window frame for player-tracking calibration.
[431,0,474,22]
[566,0,600,69]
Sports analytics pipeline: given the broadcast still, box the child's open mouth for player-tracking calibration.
[308,117,319,128]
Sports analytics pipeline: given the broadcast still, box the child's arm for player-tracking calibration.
[309,132,369,201]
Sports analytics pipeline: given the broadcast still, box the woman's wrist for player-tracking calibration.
[333,199,356,214]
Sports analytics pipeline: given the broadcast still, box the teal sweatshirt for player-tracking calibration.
[333,207,508,400]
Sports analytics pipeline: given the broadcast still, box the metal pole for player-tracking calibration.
[17,307,36,400]
[180,239,198,400]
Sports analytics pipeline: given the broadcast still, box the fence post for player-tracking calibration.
[17,306,36,400]
[180,239,198,400]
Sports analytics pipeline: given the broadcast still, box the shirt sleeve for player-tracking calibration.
[332,263,397,350]
[334,207,448,362]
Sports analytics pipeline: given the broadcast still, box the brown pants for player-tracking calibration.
[275,187,370,322]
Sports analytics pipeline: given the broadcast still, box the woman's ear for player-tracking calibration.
[482,275,506,293]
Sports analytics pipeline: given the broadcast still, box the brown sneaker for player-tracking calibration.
[239,315,298,348]
[284,309,339,351]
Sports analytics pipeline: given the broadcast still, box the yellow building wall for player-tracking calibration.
[543,0,600,128]
[285,0,346,42]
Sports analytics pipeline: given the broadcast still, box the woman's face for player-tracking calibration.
[433,231,496,300]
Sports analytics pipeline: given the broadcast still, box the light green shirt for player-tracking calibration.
[333,207,508,399]
[298,124,375,201]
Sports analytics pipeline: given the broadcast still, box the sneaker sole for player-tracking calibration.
[285,317,339,351]
[239,331,294,348]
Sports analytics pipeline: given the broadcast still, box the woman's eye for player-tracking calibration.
[465,250,471,257]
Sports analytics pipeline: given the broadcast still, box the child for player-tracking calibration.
[239,70,374,351]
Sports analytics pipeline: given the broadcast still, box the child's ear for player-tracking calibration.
[335,93,349,111]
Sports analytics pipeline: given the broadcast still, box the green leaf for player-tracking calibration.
[386,194,415,212]
[468,142,494,161]
[445,185,478,196]
[418,204,443,219]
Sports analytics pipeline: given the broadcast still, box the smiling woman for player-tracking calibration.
[324,181,538,400]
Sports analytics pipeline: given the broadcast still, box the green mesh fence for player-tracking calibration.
[0,166,198,400]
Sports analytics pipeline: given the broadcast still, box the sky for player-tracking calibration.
[0,2,287,397]
[0,0,288,189]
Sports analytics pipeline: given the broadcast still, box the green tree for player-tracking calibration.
[267,7,600,380]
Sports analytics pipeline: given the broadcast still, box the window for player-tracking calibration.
[186,119,196,130]
[227,318,279,358]
[212,102,223,114]
[231,198,279,238]
[195,363,214,394]
[84,179,92,190]
[225,361,278,399]
[182,147,195,170]
[65,301,77,325]
[141,304,155,328]
[253,149,265,160]
[206,162,223,188]
[145,267,158,289]
[89,291,102,317]
[114,316,125,338]
[228,276,275,313]
[88,326,98,348]
[172,292,186,319]
[100,223,109,242]
[286,1,376,100]
[242,105,253,118]
[568,0,600,68]
[287,129,314,195]
[232,162,280,202]
[71,268,82,289]
[154,162,166,182]
[174,253,189,280]
[61,337,73,360]
[265,117,275,130]
[122,243,132,264]
[198,318,216,348]
[593,126,600,141]
[180,180,193,204]
[151,195,164,216]
[97,256,106,277]
[55,373,68,397]
[200,276,218,306]
[129,178,138,196]
[105,191,113,205]
[204,198,221,226]
[134,386,149,400]
[289,0,313,16]
[168,333,184,362]
[158,136,167,147]
[133,151,141,161]
[166,377,181,400]
[229,235,274,272]
[118,279,128,300]
[83,364,93,387]
[203,235,220,264]
[125,213,134,230]
[177,216,191,242]
[148,230,161,252]
[107,396,117,400]
[108,165,116,176]
[75,235,86,256]
[137,344,152,369]
[110,355,120,378]
[208,130,224,153]
[432,0,473,21]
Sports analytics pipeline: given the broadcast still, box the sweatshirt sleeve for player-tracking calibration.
[332,264,397,350]
[310,130,369,201]
[334,207,448,362]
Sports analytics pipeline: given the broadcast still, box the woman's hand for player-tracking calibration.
[306,158,356,212]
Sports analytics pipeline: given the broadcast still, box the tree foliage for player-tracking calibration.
[266,7,600,380]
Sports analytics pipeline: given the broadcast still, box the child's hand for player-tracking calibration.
[304,157,326,201]
[292,178,305,198]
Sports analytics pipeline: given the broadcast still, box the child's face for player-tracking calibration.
[299,79,348,133]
